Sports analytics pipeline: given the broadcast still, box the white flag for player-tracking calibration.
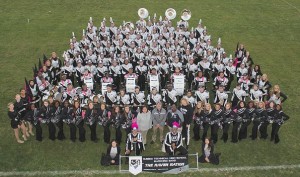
[129,156,143,175]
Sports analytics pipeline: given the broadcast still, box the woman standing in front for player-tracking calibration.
[193,101,203,141]
[85,102,99,142]
[232,101,247,143]
[201,103,213,142]
[221,103,236,143]
[198,137,220,165]
[7,102,27,143]
[137,106,152,146]
[111,106,123,144]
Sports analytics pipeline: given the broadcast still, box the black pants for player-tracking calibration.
[35,122,43,141]
[125,127,131,139]
[271,123,281,143]
[115,126,122,144]
[56,120,65,140]
[48,122,56,141]
[259,122,269,139]
[202,122,210,142]
[211,124,219,143]
[165,146,188,156]
[103,124,111,144]
[251,121,260,140]
[69,124,77,142]
[193,123,201,141]
[77,121,86,142]
[231,122,241,143]
[138,75,146,91]
[238,121,251,140]
[221,123,230,143]
[160,74,168,89]
[89,123,97,141]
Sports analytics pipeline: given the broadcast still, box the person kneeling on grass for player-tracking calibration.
[105,139,121,165]
[198,137,221,165]
[164,122,188,156]
[125,123,144,163]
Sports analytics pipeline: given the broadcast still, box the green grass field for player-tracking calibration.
[0,0,300,176]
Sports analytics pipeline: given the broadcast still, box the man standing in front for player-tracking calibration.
[150,102,167,144]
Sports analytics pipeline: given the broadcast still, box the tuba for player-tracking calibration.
[138,8,149,19]
[181,9,191,21]
[165,8,176,20]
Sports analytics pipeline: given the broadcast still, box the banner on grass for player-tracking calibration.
[142,155,188,174]
[129,156,142,175]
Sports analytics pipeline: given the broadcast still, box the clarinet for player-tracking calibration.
[85,109,96,126]
[98,110,109,126]
[51,107,61,124]
[75,108,83,126]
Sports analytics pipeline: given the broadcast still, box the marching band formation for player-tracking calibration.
[7,8,289,159]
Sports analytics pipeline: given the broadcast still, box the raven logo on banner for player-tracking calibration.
[129,156,142,175]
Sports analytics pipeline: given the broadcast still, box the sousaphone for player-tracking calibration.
[181,9,191,21]
[138,8,149,19]
[165,8,176,20]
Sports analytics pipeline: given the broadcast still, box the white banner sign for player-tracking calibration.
[84,77,94,90]
[126,78,136,93]
[101,82,110,95]
[129,156,143,175]
[149,75,159,91]
[173,75,185,95]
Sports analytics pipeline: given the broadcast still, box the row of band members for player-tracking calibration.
[8,96,289,149]
[30,78,287,115]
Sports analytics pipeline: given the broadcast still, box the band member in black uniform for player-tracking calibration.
[62,100,76,142]
[271,104,289,144]
[238,101,254,140]
[250,101,267,140]
[7,102,27,143]
[210,103,223,144]
[74,100,85,142]
[193,102,203,141]
[85,102,99,142]
[261,101,276,139]
[104,84,117,109]
[40,100,56,140]
[52,100,65,140]
[135,60,148,91]
[25,104,42,141]
[125,123,144,163]
[111,106,123,144]
[179,98,193,149]
[221,103,236,143]
[164,122,188,156]
[232,101,247,143]
[14,93,30,138]
[122,105,137,136]
[201,103,213,142]
[98,103,111,144]
[20,88,34,136]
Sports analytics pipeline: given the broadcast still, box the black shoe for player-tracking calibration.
[186,145,189,150]
[150,141,155,144]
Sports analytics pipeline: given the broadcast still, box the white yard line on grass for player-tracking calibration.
[0,164,300,176]
[281,0,300,14]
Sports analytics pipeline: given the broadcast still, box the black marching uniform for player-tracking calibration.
[85,107,99,142]
[201,110,213,142]
[271,110,289,143]
[251,108,267,140]
[62,106,76,142]
[234,107,248,142]
[193,110,202,141]
[179,105,193,146]
[40,105,56,140]
[221,109,236,143]
[111,112,123,143]
[98,108,111,144]
[74,107,86,142]
[52,105,65,140]
[210,109,223,143]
